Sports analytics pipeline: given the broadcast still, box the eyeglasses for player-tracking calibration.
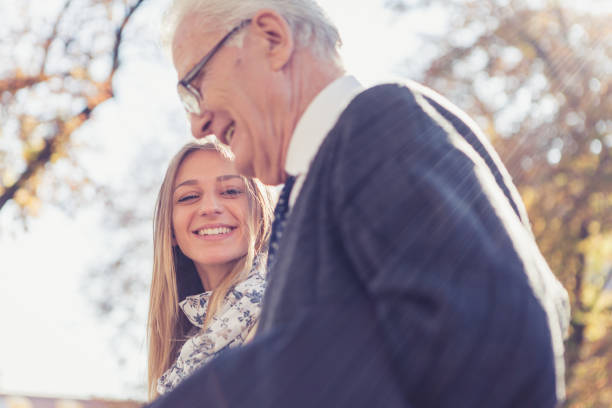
[177,19,252,115]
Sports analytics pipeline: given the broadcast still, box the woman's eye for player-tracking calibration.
[221,188,243,197]
[177,194,198,203]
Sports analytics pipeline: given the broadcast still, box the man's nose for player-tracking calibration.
[190,110,214,139]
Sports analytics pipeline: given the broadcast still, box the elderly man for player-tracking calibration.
[148,0,570,407]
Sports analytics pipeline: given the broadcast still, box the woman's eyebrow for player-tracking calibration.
[174,179,198,191]
[217,175,242,182]
[174,175,242,191]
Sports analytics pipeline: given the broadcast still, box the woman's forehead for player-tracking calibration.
[174,150,240,184]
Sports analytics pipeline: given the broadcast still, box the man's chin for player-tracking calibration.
[234,156,256,178]
[259,174,283,186]
[244,164,281,186]
[233,152,283,185]
[255,173,281,186]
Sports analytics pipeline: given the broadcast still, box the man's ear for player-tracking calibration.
[250,10,294,71]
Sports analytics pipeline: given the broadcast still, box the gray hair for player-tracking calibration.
[161,0,342,61]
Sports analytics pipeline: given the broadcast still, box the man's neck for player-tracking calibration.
[276,50,344,182]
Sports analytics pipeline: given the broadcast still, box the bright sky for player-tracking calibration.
[0,0,435,401]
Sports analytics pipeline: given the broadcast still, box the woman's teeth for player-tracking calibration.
[196,227,232,236]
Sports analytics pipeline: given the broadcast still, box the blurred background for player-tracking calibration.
[0,0,610,406]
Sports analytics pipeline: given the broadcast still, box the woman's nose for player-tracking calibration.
[198,193,223,215]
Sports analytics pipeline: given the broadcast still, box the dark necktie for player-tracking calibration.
[267,175,297,271]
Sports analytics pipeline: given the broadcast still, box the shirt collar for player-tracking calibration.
[285,75,364,176]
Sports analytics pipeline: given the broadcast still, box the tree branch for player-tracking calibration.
[111,0,147,75]
[0,0,148,213]
[39,0,74,75]
[0,75,50,94]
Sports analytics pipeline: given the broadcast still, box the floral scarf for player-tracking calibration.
[157,262,266,395]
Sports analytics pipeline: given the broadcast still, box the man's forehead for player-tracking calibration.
[171,13,220,76]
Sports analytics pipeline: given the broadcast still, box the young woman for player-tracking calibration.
[146,139,274,399]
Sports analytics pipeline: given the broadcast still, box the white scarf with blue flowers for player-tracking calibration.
[157,263,266,395]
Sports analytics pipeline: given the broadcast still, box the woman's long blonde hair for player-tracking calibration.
[146,139,274,400]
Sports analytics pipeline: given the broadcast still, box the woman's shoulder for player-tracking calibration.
[229,258,267,301]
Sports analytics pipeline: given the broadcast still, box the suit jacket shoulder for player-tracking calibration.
[304,82,569,404]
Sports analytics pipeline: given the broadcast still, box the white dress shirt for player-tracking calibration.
[285,75,364,208]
